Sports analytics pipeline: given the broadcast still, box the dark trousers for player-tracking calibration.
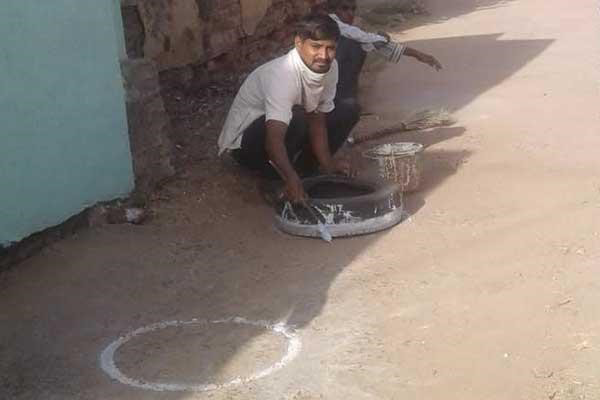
[232,100,360,178]
[335,36,368,101]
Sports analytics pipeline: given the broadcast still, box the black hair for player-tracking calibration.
[294,13,341,42]
[327,0,357,12]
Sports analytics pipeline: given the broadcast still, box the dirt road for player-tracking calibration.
[2,1,600,399]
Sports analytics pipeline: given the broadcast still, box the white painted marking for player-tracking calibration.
[99,317,301,392]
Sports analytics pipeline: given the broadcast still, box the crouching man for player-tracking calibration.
[217,14,359,203]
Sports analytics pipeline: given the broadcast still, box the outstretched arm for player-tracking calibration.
[403,46,443,70]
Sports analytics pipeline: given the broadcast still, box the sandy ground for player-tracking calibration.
[2,1,600,399]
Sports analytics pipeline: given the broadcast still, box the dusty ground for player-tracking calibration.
[2,0,600,399]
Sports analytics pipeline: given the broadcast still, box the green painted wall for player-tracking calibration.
[0,0,134,246]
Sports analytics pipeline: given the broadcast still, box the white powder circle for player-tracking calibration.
[99,316,301,392]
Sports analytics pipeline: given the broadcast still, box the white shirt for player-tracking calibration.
[218,48,338,154]
[329,13,387,52]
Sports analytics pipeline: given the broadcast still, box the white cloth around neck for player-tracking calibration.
[290,47,329,113]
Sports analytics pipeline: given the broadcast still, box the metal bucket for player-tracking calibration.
[361,142,424,192]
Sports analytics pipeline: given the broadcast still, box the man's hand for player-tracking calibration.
[404,47,443,71]
[284,175,307,203]
[377,31,391,42]
[415,52,442,71]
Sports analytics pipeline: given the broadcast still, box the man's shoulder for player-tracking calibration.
[255,51,299,88]
[254,50,293,73]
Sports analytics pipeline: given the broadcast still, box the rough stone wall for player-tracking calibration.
[120,1,177,197]
[121,58,175,195]
[123,0,325,74]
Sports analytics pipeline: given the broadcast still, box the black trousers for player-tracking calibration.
[335,36,368,101]
[232,100,360,178]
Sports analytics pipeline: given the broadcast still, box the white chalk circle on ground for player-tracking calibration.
[99,316,302,392]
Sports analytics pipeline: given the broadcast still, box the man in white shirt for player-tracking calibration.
[328,0,441,101]
[218,14,358,203]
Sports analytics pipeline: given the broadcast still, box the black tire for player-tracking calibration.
[274,175,404,238]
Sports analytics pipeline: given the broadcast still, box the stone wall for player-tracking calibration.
[120,1,177,197]
[122,0,325,76]
[121,58,175,195]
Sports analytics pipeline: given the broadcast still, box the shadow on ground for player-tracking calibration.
[350,126,470,216]
[0,11,554,400]
[361,0,516,27]
[0,130,467,399]
[364,34,554,117]
[424,0,517,24]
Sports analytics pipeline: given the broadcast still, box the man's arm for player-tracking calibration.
[403,47,443,71]
[306,112,350,175]
[306,112,334,173]
[265,120,306,202]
